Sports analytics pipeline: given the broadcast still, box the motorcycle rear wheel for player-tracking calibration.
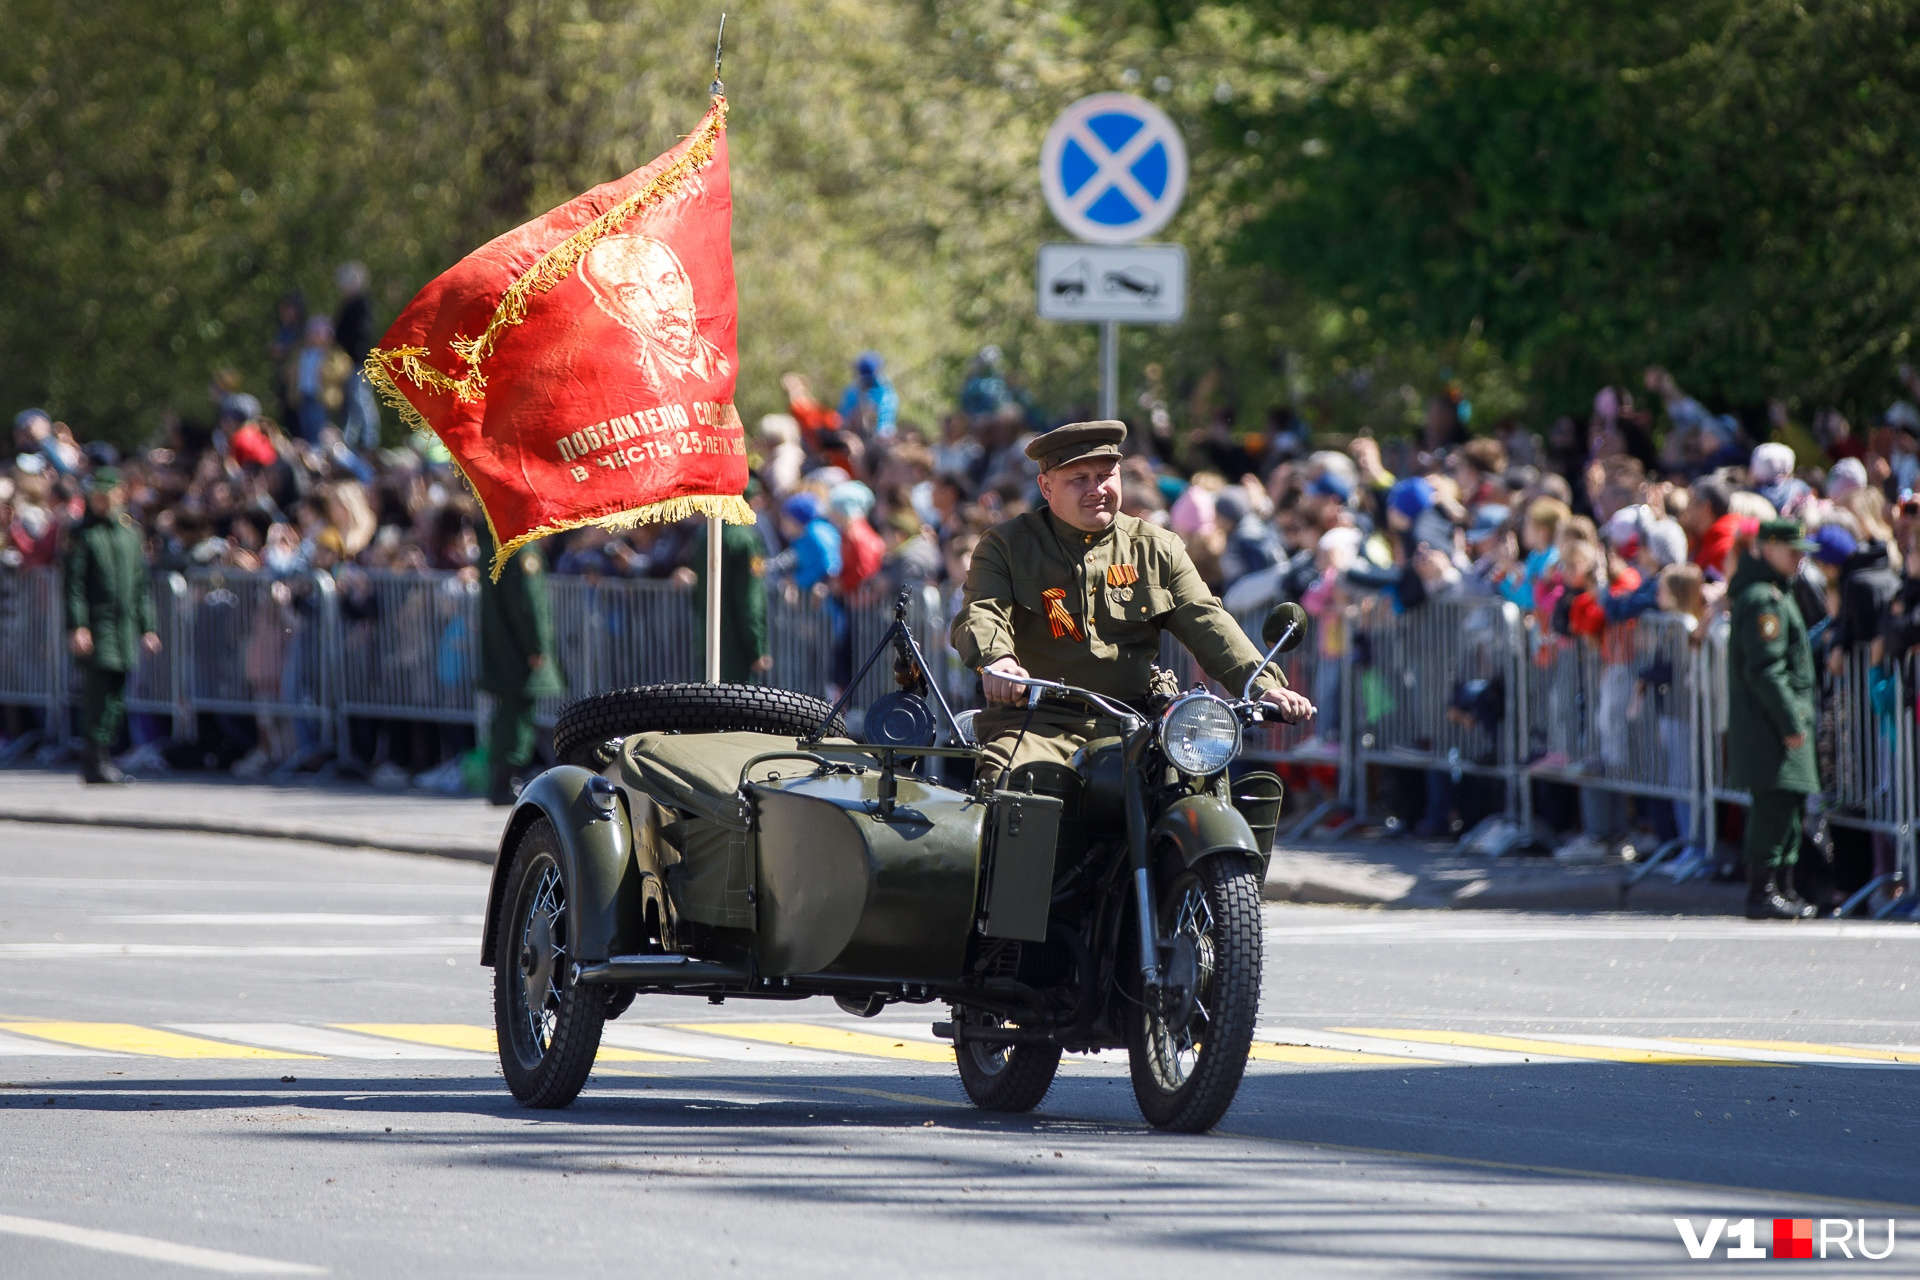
[952,1007,1062,1112]
[1125,852,1262,1133]
[494,818,607,1108]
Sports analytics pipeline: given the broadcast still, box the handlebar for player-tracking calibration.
[996,672,1285,726]
[995,673,1141,724]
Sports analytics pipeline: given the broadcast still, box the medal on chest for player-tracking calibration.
[1106,562,1138,602]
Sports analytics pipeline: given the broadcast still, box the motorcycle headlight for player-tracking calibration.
[1158,693,1242,776]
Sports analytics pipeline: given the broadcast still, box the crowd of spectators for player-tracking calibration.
[11,270,1920,861]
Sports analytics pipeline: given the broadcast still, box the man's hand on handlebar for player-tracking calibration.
[1260,686,1316,725]
[982,656,1032,705]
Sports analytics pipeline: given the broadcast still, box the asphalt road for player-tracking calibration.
[2,819,1918,1278]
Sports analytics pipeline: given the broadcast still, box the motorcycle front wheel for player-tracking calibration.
[494,818,607,1108]
[1125,852,1263,1133]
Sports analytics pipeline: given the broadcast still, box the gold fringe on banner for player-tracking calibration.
[490,493,756,580]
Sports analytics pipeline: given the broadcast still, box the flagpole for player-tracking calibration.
[705,515,724,682]
[704,13,727,685]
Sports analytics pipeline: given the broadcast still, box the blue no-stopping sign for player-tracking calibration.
[1040,92,1188,244]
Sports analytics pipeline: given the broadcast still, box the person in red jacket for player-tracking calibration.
[827,481,884,594]
[1684,476,1746,580]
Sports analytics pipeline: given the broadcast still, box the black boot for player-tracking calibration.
[81,744,131,786]
[1745,864,1810,920]
[487,762,517,807]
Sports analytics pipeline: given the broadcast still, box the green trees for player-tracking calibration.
[1198,0,1920,420]
[5,0,1916,446]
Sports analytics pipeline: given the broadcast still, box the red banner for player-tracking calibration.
[366,98,750,576]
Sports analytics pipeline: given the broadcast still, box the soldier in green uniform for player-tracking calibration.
[952,420,1313,779]
[1726,519,1820,920]
[478,529,566,805]
[63,467,159,785]
[684,517,770,684]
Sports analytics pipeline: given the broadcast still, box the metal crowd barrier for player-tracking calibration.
[1522,612,1705,851]
[0,559,1916,915]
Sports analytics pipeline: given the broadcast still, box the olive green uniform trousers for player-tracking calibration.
[1744,787,1805,874]
[80,667,128,750]
[489,690,537,773]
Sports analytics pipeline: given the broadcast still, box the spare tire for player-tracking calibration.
[552,683,846,770]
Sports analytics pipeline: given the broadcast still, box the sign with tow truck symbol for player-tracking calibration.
[1035,243,1186,323]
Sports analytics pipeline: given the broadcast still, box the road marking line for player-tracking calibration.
[1248,1041,1440,1066]
[102,913,483,926]
[1333,1028,1764,1066]
[0,1028,119,1056]
[1695,1037,1920,1064]
[1260,1025,1523,1065]
[168,1024,487,1061]
[673,1022,956,1064]
[0,942,472,957]
[1533,1033,1916,1068]
[0,1023,314,1060]
[0,1212,325,1275]
[594,1069,969,1110]
[602,1024,848,1064]
[334,1024,693,1063]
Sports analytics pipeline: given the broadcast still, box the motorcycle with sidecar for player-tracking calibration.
[481,597,1308,1133]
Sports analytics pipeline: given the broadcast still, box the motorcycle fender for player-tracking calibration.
[1152,795,1267,877]
[480,767,638,968]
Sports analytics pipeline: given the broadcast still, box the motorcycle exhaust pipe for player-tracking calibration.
[575,954,752,987]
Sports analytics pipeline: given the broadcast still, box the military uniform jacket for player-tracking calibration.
[63,511,156,673]
[952,509,1283,700]
[690,521,769,684]
[478,536,566,700]
[1725,553,1818,793]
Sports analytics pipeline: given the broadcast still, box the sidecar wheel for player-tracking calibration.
[553,683,847,769]
[1125,852,1262,1134]
[952,1008,1061,1112]
[494,818,606,1108]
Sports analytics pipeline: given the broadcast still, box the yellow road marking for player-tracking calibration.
[1249,1041,1441,1066]
[1334,1028,1763,1066]
[334,1024,694,1063]
[673,1022,956,1064]
[0,1022,314,1060]
[1695,1038,1920,1064]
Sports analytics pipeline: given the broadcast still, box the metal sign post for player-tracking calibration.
[1037,93,1188,417]
[1099,322,1118,421]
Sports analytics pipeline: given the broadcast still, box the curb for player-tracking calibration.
[0,807,497,864]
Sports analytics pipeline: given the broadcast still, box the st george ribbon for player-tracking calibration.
[366,96,749,578]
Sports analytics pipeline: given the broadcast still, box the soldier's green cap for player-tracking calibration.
[1025,419,1126,471]
[85,466,122,492]
[1757,518,1817,551]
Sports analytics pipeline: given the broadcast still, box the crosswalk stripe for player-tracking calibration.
[1693,1037,1920,1065]
[334,1023,695,1063]
[600,1024,850,1064]
[673,1022,956,1064]
[1248,1041,1439,1066]
[170,1023,487,1060]
[1334,1028,1764,1067]
[0,1028,117,1056]
[1260,1026,1520,1065]
[0,1022,314,1060]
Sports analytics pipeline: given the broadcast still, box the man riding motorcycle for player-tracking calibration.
[950,419,1315,776]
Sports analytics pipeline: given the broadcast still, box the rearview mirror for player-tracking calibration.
[1261,601,1309,653]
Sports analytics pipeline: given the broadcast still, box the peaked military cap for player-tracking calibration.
[85,466,122,492]
[1026,419,1126,471]
[1757,518,1816,551]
